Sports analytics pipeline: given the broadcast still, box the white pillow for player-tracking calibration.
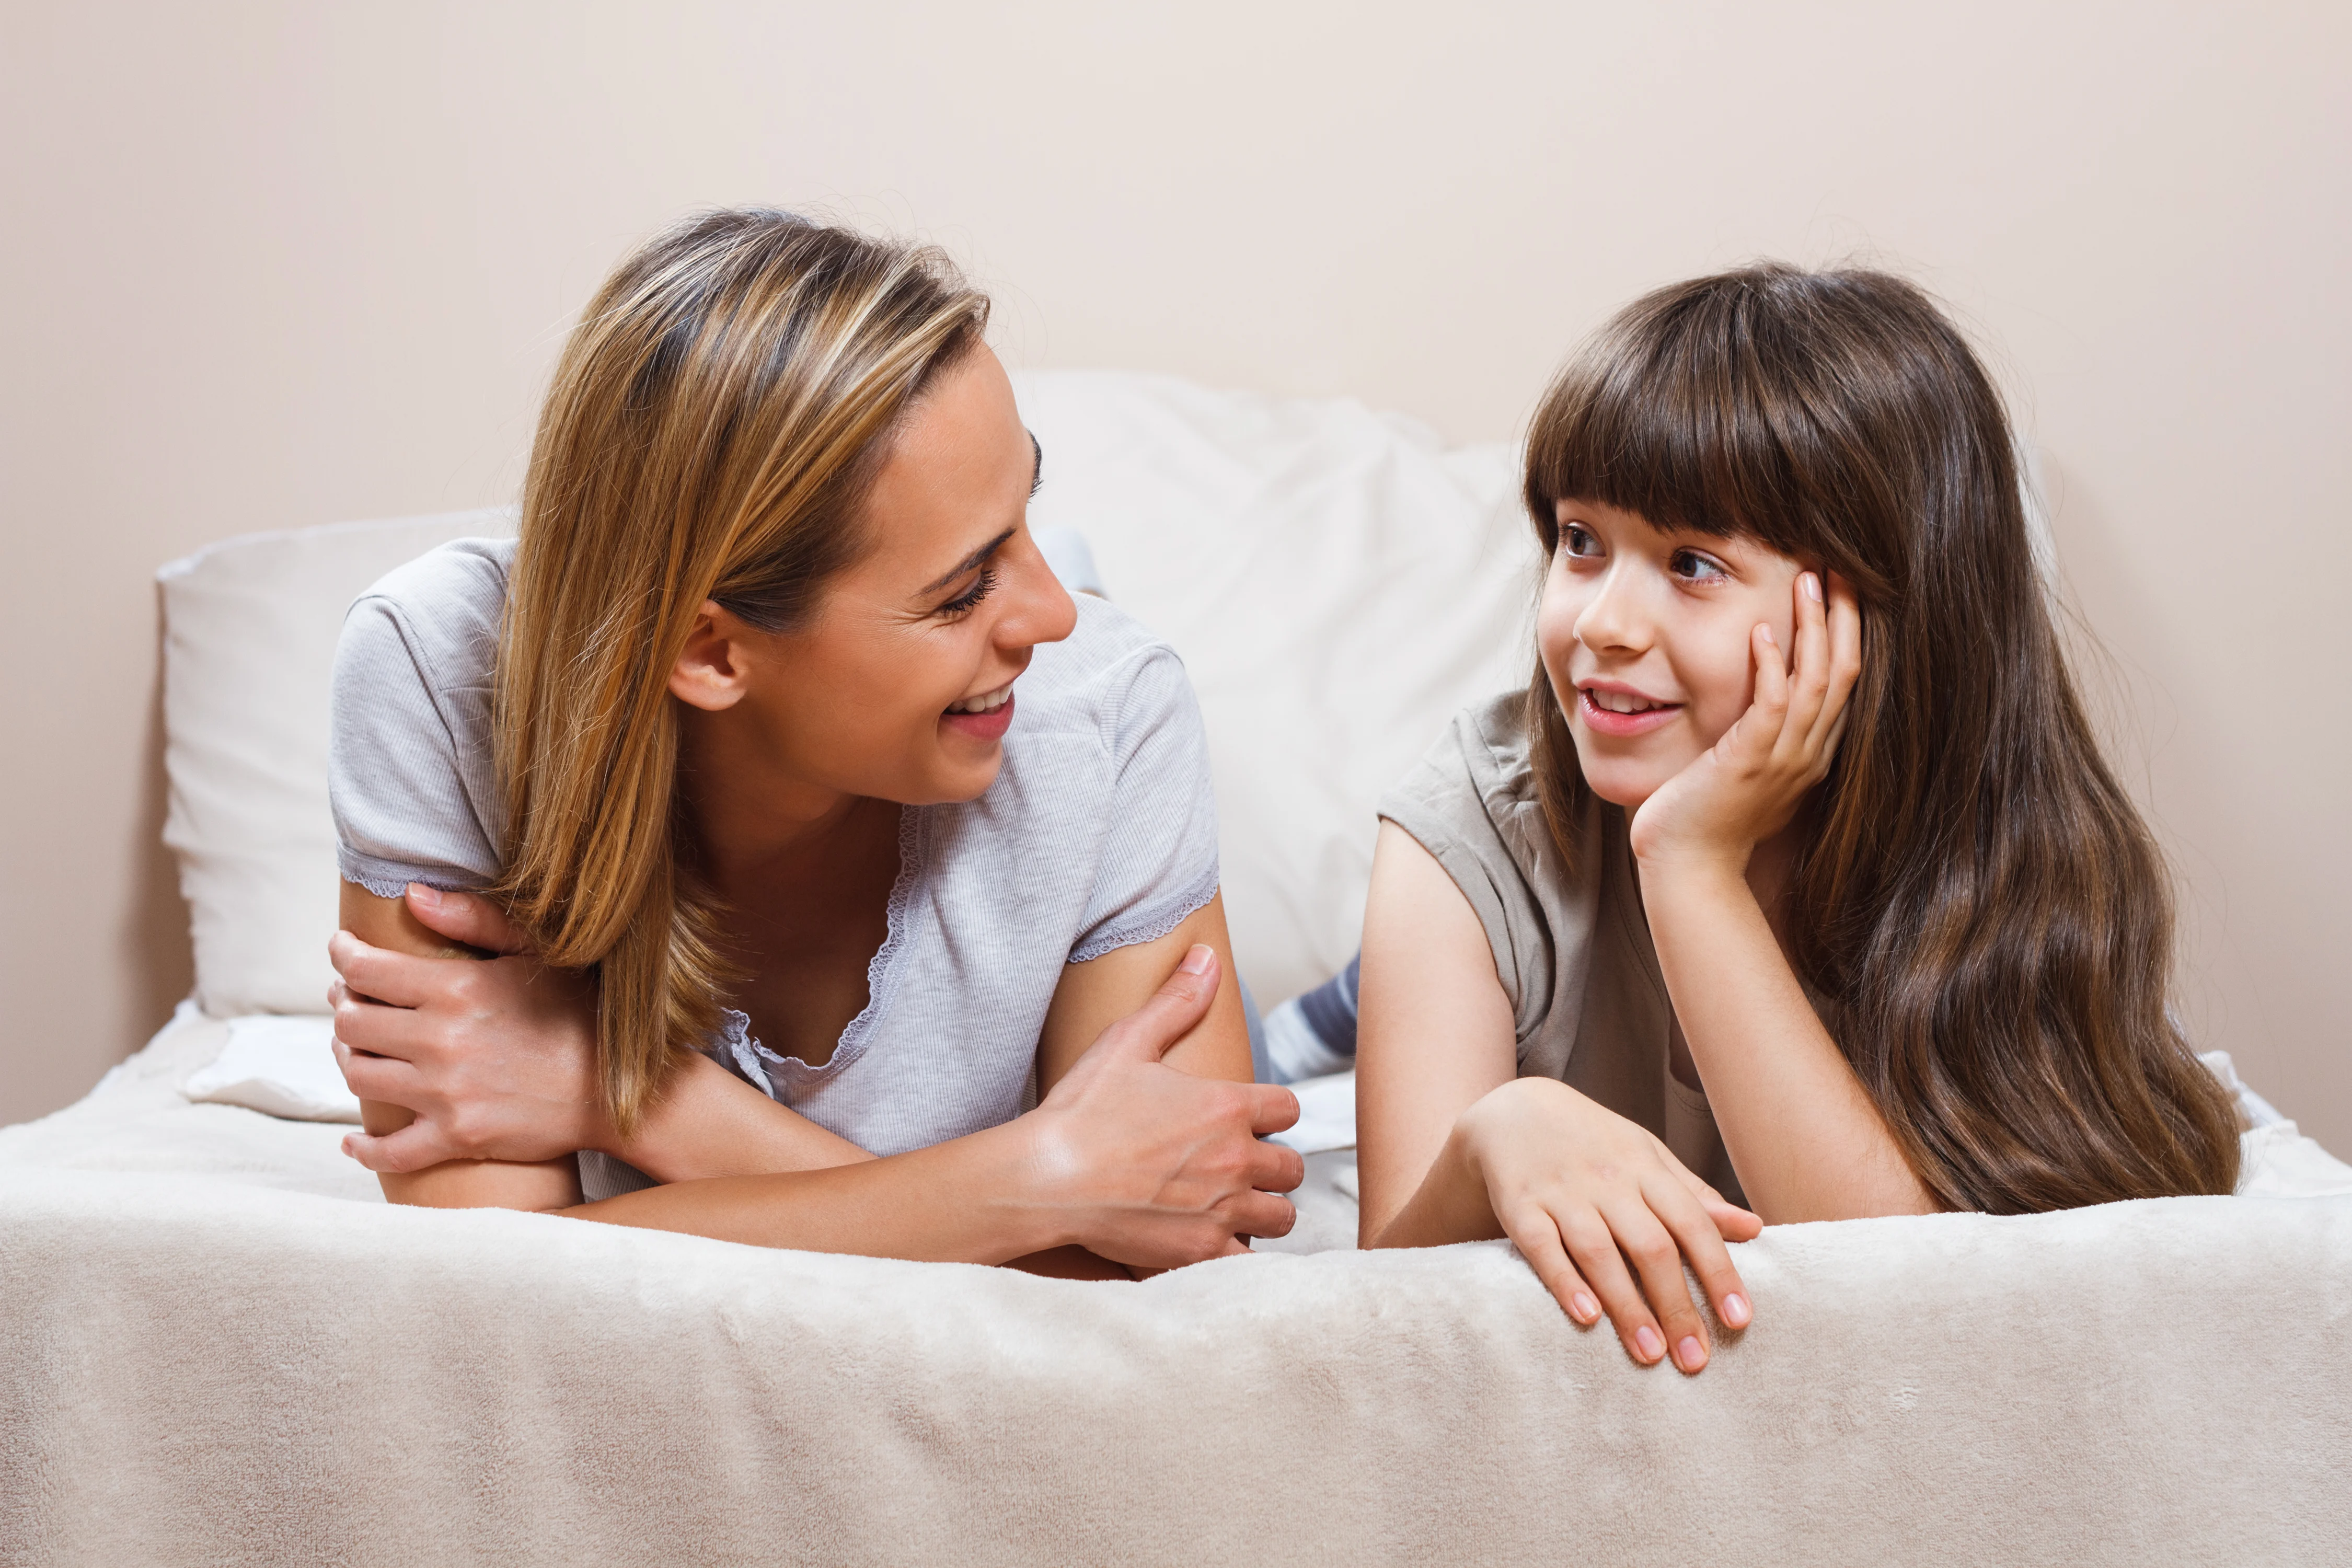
[1014,371,1536,1004]
[161,508,517,1016]
[182,1015,360,1123]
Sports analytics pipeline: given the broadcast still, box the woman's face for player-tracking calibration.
[1536,498,1805,810]
[684,347,1078,809]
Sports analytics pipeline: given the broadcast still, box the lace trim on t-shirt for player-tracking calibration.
[708,804,927,1104]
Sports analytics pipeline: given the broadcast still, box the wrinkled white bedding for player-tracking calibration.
[3,1007,2348,1565]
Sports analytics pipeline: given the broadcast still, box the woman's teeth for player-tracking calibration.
[948,683,1013,715]
[1587,690,1665,713]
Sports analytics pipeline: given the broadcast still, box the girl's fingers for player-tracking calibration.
[1500,1204,1603,1325]
[1735,621,1791,760]
[1805,571,1864,753]
[1674,1168,1764,1241]
[1778,571,1834,759]
[1642,1172,1756,1334]
[1558,1212,1668,1364]
[340,1121,456,1175]
[1597,1198,1714,1373]
[329,992,436,1063]
[326,931,440,1010]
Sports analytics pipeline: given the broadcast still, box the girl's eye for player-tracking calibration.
[935,566,999,619]
[1670,549,1728,583]
[1562,523,1602,559]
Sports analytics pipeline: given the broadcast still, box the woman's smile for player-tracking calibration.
[942,680,1017,741]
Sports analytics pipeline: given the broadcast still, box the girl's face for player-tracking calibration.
[1537,499,1806,810]
[679,347,1079,809]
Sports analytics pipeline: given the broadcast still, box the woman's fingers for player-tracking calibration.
[327,931,442,1010]
[1558,1211,1668,1364]
[1243,1135,1306,1194]
[330,988,439,1063]
[340,1120,457,1175]
[1598,1198,1715,1372]
[1500,1204,1602,1325]
[1672,1169,1764,1241]
[403,884,533,956]
[1642,1172,1756,1334]
[330,1037,428,1105]
[1226,1187,1298,1240]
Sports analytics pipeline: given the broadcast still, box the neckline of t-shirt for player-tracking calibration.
[735,802,927,1089]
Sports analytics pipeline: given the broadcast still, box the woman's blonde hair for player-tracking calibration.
[493,209,989,1132]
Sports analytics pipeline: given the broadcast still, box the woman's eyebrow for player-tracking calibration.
[918,527,1017,596]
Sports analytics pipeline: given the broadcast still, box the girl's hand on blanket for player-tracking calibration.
[328,886,606,1173]
[1458,1076,1760,1373]
[1026,945,1307,1269]
[1628,570,1862,876]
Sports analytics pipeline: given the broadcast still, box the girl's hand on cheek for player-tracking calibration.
[1458,1077,1759,1372]
[1628,570,1862,874]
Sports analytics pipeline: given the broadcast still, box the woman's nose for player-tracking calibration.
[998,539,1078,650]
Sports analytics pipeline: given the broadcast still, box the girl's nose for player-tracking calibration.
[1575,566,1654,654]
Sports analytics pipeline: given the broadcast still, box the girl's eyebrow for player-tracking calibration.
[1029,431,1043,497]
[918,527,1016,596]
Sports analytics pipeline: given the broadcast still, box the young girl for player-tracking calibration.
[1351,264,2241,1372]
[325,209,1302,1275]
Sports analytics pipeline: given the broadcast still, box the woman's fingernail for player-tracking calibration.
[1179,944,1214,976]
[1723,1292,1751,1327]
[407,883,441,907]
[1803,572,1823,603]
[1677,1335,1707,1369]
[1759,625,1777,647]
[1634,1325,1664,1362]
[1572,1292,1598,1322]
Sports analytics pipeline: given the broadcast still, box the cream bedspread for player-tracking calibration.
[4,1009,2348,1566]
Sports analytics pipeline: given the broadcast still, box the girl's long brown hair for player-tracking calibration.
[1522,264,2240,1212]
[495,210,987,1133]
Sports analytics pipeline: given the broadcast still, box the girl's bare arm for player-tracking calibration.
[1626,572,1933,1222]
[1356,822,1756,1373]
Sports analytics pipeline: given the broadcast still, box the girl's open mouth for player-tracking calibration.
[942,682,1016,741]
[1578,685,1681,739]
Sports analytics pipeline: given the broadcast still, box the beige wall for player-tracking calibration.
[4,2,2347,1149]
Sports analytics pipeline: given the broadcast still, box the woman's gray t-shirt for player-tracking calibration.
[1377,691,1747,1206]
[329,537,1221,1192]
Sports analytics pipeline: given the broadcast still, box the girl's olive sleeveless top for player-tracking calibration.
[1377,691,1749,1206]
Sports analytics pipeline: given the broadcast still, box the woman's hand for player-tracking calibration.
[1022,944,1307,1269]
[1628,569,1862,873]
[1456,1077,1759,1371]
[329,885,609,1173]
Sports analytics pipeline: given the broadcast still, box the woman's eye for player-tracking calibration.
[1670,549,1728,583]
[1562,524,1602,559]
[935,566,999,619]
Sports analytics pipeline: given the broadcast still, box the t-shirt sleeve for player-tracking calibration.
[1068,644,1223,962]
[328,594,503,897]
[1374,698,1558,1040]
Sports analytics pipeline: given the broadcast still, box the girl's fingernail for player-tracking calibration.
[1723,1292,1751,1327]
[1634,1325,1664,1362]
[1179,944,1214,976]
[1677,1335,1706,1369]
[1572,1292,1597,1322]
[1803,572,1823,603]
[1759,625,1777,647]
[408,883,441,907]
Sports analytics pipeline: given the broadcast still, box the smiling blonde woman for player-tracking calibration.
[323,209,1300,1275]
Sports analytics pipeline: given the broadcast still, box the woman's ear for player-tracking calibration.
[668,601,753,712]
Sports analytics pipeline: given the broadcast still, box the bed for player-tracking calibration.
[4,371,2348,1565]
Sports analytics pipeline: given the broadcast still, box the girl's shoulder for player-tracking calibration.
[1379,690,1589,881]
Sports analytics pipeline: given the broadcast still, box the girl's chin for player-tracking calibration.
[1568,746,1677,813]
